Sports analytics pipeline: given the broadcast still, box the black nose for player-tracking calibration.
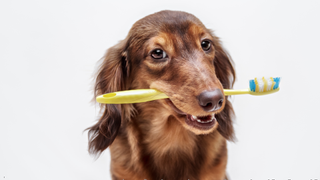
[198,89,224,112]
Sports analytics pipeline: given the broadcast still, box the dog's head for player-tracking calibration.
[87,10,235,155]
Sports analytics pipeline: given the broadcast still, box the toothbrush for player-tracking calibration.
[96,77,281,104]
[224,77,281,96]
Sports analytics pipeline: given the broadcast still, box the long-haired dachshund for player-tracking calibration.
[87,10,236,180]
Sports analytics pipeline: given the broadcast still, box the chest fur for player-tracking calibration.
[110,111,227,179]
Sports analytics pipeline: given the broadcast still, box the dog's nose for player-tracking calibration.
[197,89,224,112]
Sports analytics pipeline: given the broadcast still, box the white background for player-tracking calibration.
[1,0,320,180]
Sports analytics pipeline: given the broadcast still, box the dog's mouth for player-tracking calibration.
[165,99,216,130]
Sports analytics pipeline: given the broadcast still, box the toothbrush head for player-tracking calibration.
[249,77,281,95]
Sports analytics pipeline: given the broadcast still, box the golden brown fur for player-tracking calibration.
[87,10,236,179]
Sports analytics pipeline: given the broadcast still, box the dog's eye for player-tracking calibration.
[201,40,211,51]
[151,49,167,59]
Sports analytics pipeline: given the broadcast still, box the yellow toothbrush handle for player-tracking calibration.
[223,89,250,95]
[97,88,280,104]
[96,89,169,104]
[223,88,280,96]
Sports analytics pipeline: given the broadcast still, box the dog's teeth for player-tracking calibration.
[192,114,215,124]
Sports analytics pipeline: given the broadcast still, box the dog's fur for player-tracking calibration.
[87,10,236,180]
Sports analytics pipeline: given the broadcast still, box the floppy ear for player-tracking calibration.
[86,40,128,155]
[212,34,236,141]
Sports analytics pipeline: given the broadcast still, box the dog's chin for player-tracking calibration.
[165,99,219,135]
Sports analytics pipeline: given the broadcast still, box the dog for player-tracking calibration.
[87,10,236,180]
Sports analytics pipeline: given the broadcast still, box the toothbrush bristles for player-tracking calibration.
[249,77,281,92]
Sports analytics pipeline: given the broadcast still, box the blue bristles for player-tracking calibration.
[249,80,256,92]
[273,77,281,90]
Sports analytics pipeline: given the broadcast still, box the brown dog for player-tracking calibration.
[87,10,236,180]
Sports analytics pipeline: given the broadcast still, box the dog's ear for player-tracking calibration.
[212,34,236,141]
[86,40,128,156]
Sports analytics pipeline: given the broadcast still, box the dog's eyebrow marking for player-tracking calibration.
[188,24,213,43]
[189,24,202,35]
[154,36,166,45]
[150,33,175,55]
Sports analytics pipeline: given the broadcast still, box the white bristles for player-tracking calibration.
[255,77,274,92]
[266,77,273,91]
[256,78,264,92]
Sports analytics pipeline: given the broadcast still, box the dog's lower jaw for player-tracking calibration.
[165,99,220,135]
[181,116,219,135]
